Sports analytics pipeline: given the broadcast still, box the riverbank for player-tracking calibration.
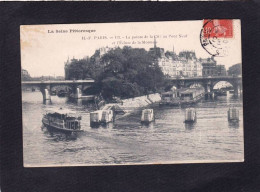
[120,93,161,112]
[101,93,161,119]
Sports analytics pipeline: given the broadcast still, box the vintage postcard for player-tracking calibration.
[21,20,243,167]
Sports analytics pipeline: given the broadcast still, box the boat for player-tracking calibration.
[159,87,205,106]
[178,87,204,105]
[42,108,82,133]
[159,91,180,106]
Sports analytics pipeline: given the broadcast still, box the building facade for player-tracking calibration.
[201,57,217,77]
[157,50,202,78]
[216,65,227,76]
[201,57,227,77]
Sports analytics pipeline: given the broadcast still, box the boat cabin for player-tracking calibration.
[43,108,81,130]
[161,91,178,102]
[179,89,194,101]
[179,87,204,101]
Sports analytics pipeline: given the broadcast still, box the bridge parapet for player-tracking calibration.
[22,79,94,85]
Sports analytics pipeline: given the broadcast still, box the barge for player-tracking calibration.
[159,87,205,107]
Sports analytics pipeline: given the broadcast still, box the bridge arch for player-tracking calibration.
[82,86,98,95]
[169,76,242,95]
[185,82,204,89]
[50,85,73,92]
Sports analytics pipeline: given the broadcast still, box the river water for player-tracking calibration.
[22,91,244,167]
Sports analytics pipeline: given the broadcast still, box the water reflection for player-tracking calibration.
[185,122,196,130]
[228,121,240,128]
[67,97,96,105]
[91,123,114,129]
[140,121,155,129]
[41,124,82,141]
[43,100,52,105]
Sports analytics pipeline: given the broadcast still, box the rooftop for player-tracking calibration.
[45,107,77,115]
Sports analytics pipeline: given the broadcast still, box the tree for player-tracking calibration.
[64,46,167,100]
[165,51,175,58]
[65,57,103,80]
[228,63,242,76]
[98,46,166,99]
[21,69,31,81]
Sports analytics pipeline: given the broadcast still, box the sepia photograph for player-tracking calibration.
[21,20,243,167]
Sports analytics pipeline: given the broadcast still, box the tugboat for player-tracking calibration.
[42,108,82,134]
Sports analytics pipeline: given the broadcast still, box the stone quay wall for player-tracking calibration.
[119,93,161,113]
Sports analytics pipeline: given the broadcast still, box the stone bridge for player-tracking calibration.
[169,76,242,95]
[21,79,95,101]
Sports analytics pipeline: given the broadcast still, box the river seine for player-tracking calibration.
[22,91,243,166]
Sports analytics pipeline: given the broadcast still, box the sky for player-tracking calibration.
[21,20,242,77]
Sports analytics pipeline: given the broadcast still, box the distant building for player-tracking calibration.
[157,45,202,78]
[201,57,227,77]
[55,76,65,80]
[30,75,65,81]
[216,65,227,76]
[201,57,217,77]
[149,38,165,58]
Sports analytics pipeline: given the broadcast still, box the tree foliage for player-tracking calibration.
[227,63,242,76]
[65,46,167,100]
[65,52,103,81]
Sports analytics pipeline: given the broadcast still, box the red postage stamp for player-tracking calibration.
[200,19,234,57]
[203,19,233,38]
